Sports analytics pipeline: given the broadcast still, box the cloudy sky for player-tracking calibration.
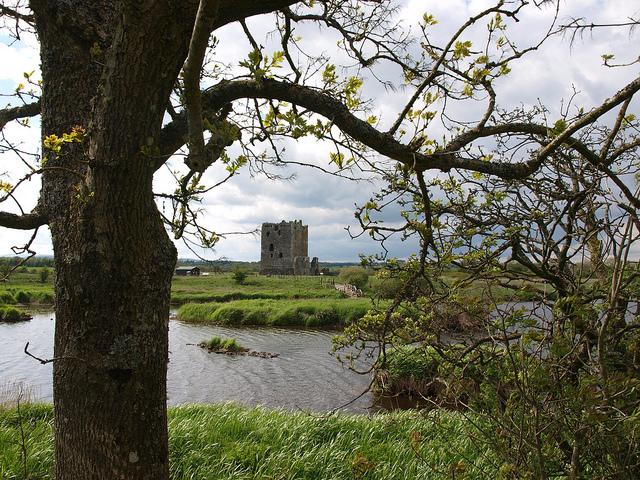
[0,0,638,261]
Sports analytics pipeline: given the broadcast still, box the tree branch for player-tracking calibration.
[183,0,220,173]
[0,101,41,131]
[159,77,639,180]
[0,209,48,229]
[0,4,34,24]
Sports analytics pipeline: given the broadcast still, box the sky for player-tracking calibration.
[0,0,638,262]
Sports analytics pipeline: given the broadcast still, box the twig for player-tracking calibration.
[23,342,84,365]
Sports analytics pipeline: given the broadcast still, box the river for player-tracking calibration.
[0,311,374,413]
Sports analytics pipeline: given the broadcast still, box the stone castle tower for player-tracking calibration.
[260,220,319,275]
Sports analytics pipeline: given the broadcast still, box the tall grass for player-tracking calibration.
[0,305,30,321]
[0,290,55,305]
[374,346,441,397]
[177,298,373,327]
[0,269,55,307]
[0,403,496,479]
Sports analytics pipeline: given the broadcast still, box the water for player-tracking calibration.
[0,312,374,413]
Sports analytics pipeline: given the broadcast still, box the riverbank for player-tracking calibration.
[1,271,353,327]
[0,403,493,479]
[178,298,374,327]
[0,305,31,322]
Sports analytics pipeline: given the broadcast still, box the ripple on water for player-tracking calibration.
[1,312,374,412]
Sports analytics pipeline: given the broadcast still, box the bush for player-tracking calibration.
[338,267,369,290]
[38,268,50,284]
[232,267,248,285]
[14,291,31,304]
[370,276,403,299]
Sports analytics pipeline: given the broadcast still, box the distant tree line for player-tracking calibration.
[0,256,55,268]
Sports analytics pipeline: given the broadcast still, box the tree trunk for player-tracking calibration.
[32,2,189,478]
[52,195,176,480]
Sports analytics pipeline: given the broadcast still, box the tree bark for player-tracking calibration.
[32,1,189,478]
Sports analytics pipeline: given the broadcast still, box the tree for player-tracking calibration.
[0,0,638,478]
[232,266,248,285]
[338,266,369,290]
[38,267,49,283]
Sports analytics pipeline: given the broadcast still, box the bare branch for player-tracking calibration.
[0,3,34,24]
[0,209,47,229]
[0,101,40,131]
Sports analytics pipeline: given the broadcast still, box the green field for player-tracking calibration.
[170,273,343,304]
[0,269,365,327]
[0,266,547,308]
[0,270,343,307]
[0,403,495,479]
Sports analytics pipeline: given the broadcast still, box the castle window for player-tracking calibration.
[266,231,270,237]
[269,243,274,251]
[270,254,273,258]
[279,252,283,258]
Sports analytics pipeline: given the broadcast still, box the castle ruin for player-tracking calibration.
[260,220,319,275]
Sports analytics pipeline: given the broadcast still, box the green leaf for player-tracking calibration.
[329,152,345,168]
[549,119,567,136]
[601,53,615,63]
[422,13,438,26]
[322,64,337,84]
[453,40,472,60]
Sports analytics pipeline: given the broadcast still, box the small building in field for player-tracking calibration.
[175,266,201,276]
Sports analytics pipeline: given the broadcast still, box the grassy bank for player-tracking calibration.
[177,298,373,327]
[374,346,442,398]
[0,270,55,306]
[0,403,494,479]
[0,305,31,322]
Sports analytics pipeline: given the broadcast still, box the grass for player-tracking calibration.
[0,269,55,306]
[177,298,374,327]
[374,346,442,397]
[170,273,343,304]
[0,268,553,309]
[0,270,343,308]
[0,305,31,322]
[201,336,245,352]
[0,403,496,479]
